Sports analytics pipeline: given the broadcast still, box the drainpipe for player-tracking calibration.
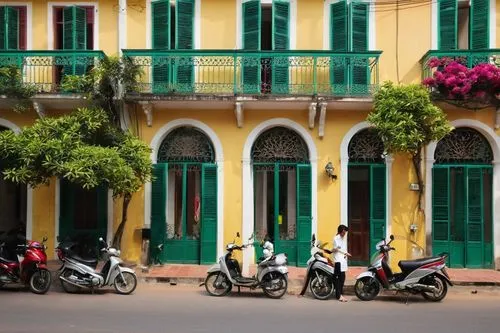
[118,0,127,55]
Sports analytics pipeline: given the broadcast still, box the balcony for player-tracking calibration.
[421,49,500,79]
[122,50,381,101]
[0,50,105,95]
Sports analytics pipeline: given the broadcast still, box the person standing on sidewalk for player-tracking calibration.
[333,225,351,302]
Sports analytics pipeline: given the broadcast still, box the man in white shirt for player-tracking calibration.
[333,224,351,302]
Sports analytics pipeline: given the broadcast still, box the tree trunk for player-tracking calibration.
[412,149,423,210]
[112,192,132,250]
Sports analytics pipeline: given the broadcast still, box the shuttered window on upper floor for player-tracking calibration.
[152,0,194,50]
[438,0,489,50]
[330,0,368,52]
[0,6,27,50]
[54,6,94,50]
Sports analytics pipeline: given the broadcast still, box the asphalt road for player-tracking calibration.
[0,283,499,333]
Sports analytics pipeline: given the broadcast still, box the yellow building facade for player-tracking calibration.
[0,0,499,272]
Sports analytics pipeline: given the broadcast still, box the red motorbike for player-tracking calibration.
[0,236,52,294]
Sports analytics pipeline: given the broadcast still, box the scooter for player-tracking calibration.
[354,235,453,302]
[0,236,52,294]
[56,237,137,295]
[203,233,289,299]
[299,234,336,300]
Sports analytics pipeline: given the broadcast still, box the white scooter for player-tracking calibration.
[203,233,289,299]
[56,237,137,295]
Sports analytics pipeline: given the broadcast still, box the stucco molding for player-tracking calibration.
[234,102,244,128]
[146,119,225,258]
[241,118,318,275]
[318,102,327,138]
[308,102,317,129]
[339,121,392,240]
[425,119,500,269]
[139,102,153,127]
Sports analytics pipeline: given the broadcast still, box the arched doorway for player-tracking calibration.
[252,127,311,266]
[0,126,27,247]
[432,128,493,268]
[347,128,386,265]
[150,126,218,264]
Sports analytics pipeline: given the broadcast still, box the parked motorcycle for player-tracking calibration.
[203,233,289,299]
[0,236,52,294]
[354,235,453,302]
[299,234,336,300]
[56,237,137,295]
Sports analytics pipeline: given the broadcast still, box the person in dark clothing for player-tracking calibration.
[333,224,351,302]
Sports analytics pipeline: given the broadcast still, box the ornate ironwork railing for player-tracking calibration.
[421,49,500,79]
[0,50,105,94]
[122,49,381,97]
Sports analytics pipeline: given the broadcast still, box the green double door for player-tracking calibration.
[59,180,108,255]
[150,163,217,265]
[432,166,493,268]
[347,164,386,266]
[253,163,311,266]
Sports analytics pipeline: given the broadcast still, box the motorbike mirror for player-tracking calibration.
[99,237,104,242]
[390,235,395,240]
[42,236,48,243]
[236,232,240,238]
[311,234,316,242]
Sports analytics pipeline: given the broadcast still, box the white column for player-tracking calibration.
[493,160,500,269]
[424,156,435,256]
[242,158,254,276]
[118,0,127,54]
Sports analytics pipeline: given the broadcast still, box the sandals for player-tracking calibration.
[338,296,348,302]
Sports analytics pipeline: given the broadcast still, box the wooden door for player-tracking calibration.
[348,166,370,264]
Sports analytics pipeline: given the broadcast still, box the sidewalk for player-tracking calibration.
[136,264,500,287]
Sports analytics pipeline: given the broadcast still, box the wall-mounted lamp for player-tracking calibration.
[325,162,337,180]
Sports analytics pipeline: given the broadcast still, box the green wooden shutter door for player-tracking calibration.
[466,167,484,267]
[152,0,171,93]
[201,164,217,264]
[5,7,19,50]
[242,0,261,94]
[0,7,5,50]
[470,0,489,50]
[330,1,348,95]
[296,164,312,266]
[369,165,386,257]
[272,0,289,94]
[150,163,168,264]
[63,7,87,76]
[350,2,369,95]
[438,0,457,50]
[432,167,450,241]
[175,0,194,92]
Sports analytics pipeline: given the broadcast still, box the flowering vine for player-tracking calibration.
[422,57,500,108]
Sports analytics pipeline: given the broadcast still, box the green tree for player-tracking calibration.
[367,82,453,208]
[0,107,152,250]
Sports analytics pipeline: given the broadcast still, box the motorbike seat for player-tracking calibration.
[399,256,442,272]
[68,254,98,268]
[0,256,17,264]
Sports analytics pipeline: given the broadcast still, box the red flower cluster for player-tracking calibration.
[422,57,500,105]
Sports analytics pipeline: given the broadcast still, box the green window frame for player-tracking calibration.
[242,0,261,94]
[470,0,489,50]
[0,6,19,50]
[272,0,290,94]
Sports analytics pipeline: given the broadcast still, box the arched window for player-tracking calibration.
[434,128,493,164]
[348,129,385,163]
[251,127,309,164]
[158,127,215,163]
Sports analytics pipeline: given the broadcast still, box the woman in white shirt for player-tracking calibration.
[333,224,351,302]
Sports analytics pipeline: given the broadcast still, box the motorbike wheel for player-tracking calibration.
[421,275,448,302]
[262,272,287,299]
[309,271,334,300]
[204,272,232,296]
[354,276,380,301]
[60,269,81,294]
[114,271,138,295]
[29,269,52,295]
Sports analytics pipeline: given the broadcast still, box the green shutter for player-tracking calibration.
[272,0,289,94]
[200,164,217,264]
[152,0,171,93]
[5,7,19,50]
[369,165,386,258]
[150,163,168,264]
[470,0,489,50]
[330,1,348,95]
[349,2,369,95]
[242,0,261,93]
[438,0,457,50]
[63,6,87,76]
[296,164,312,266]
[465,167,484,267]
[175,0,194,92]
[432,167,450,241]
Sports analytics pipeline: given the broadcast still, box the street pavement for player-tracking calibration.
[0,283,499,333]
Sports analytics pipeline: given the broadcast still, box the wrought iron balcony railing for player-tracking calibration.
[421,49,500,79]
[0,50,105,94]
[122,49,381,98]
